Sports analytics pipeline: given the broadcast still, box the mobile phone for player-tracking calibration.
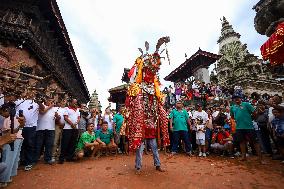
[19,110,24,117]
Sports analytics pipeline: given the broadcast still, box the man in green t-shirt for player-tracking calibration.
[75,123,99,160]
[96,121,117,156]
[113,107,124,146]
[169,101,192,155]
[230,94,262,162]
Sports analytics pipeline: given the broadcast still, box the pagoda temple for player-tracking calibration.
[88,90,102,111]
[108,68,129,110]
[164,49,220,83]
[216,17,283,95]
[0,0,89,102]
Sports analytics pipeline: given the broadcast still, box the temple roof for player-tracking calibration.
[164,49,221,82]
[43,0,90,100]
[109,84,128,93]
[108,84,128,103]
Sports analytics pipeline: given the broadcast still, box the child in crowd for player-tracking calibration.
[196,116,206,157]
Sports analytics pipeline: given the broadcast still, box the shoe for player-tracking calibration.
[198,152,202,157]
[24,165,33,171]
[234,152,241,157]
[135,168,141,175]
[186,151,193,156]
[156,166,165,172]
[272,154,283,160]
[58,160,64,164]
[0,182,7,188]
[46,159,55,165]
[202,153,206,157]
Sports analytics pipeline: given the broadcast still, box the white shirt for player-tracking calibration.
[0,94,4,106]
[37,105,58,131]
[196,124,205,140]
[212,111,219,119]
[187,111,193,119]
[57,107,67,126]
[192,110,208,125]
[3,116,23,138]
[15,99,39,127]
[63,107,80,129]
[268,107,274,124]
[103,114,113,130]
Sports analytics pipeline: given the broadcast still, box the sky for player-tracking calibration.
[57,0,267,110]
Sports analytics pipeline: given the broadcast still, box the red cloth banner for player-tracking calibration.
[261,22,284,66]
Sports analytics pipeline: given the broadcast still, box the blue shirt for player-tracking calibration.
[271,117,284,136]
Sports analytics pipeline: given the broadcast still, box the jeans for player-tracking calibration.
[0,139,23,182]
[172,130,191,153]
[21,127,36,165]
[35,130,55,162]
[259,127,272,154]
[135,139,161,169]
[59,129,79,161]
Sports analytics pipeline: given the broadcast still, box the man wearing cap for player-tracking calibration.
[230,94,262,162]
[169,101,192,155]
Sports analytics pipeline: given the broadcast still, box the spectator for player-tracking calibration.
[271,106,284,161]
[75,123,99,160]
[169,101,192,155]
[15,93,39,171]
[0,103,24,186]
[120,108,129,155]
[211,126,233,156]
[196,116,206,157]
[34,97,61,165]
[78,103,89,136]
[59,99,80,164]
[0,132,17,188]
[96,121,117,156]
[113,107,124,152]
[52,99,66,161]
[192,103,209,152]
[88,108,99,132]
[103,105,113,130]
[255,101,272,155]
[230,94,263,162]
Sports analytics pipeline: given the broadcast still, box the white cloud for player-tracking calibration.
[57,0,266,109]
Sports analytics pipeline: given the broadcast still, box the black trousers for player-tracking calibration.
[59,129,79,161]
[35,130,55,162]
[21,127,36,166]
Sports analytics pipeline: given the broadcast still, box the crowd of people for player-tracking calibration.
[163,81,284,163]
[0,80,284,187]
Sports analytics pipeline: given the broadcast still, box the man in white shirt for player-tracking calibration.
[15,98,39,171]
[58,99,80,164]
[34,97,61,165]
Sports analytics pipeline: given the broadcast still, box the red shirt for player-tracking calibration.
[213,131,230,145]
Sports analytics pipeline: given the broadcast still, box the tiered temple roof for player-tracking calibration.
[164,49,220,82]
